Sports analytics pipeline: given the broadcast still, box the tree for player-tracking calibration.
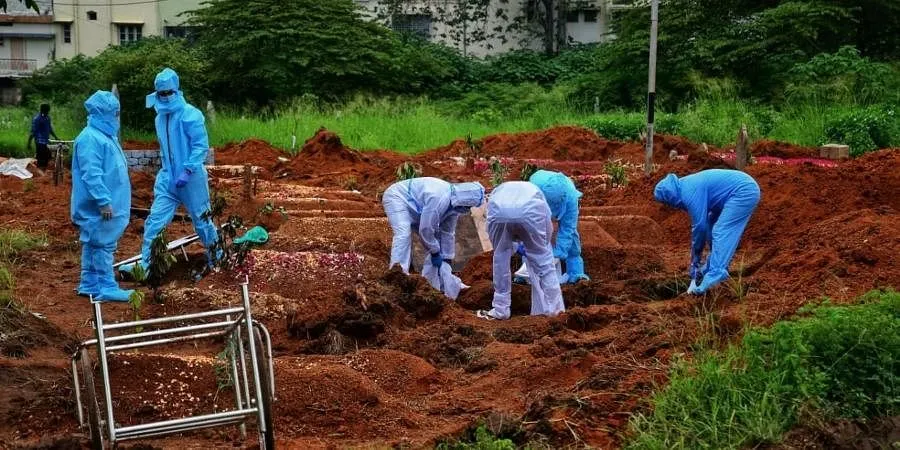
[187,0,405,104]
[376,0,575,55]
[0,0,39,12]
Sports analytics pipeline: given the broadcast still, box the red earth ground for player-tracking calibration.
[0,127,898,449]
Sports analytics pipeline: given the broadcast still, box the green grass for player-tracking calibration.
[0,229,48,260]
[0,97,886,157]
[625,290,900,450]
[209,97,583,154]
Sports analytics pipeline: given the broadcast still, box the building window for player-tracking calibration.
[391,14,431,39]
[566,10,580,23]
[583,9,599,23]
[164,26,196,39]
[86,11,97,21]
[118,25,142,44]
[63,23,72,43]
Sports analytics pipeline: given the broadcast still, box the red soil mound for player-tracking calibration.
[215,138,288,169]
[751,139,818,159]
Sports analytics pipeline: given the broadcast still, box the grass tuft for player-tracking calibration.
[626,290,900,450]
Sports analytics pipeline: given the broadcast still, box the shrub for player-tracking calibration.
[786,46,900,106]
[440,82,568,122]
[626,290,900,449]
[824,106,900,156]
[584,114,681,141]
[20,55,95,106]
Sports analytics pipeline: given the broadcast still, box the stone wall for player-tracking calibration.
[125,148,215,172]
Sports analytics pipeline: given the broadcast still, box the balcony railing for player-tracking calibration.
[0,58,38,77]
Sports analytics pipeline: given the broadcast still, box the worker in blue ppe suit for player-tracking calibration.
[119,68,219,276]
[477,181,564,320]
[654,169,761,295]
[382,177,485,299]
[527,169,589,283]
[71,91,133,302]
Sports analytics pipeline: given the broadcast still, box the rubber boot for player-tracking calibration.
[93,246,133,302]
[77,245,99,297]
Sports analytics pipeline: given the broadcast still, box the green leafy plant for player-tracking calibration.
[127,290,145,331]
[519,162,539,181]
[824,106,900,156]
[604,159,628,187]
[436,425,515,450]
[213,341,235,390]
[22,179,35,193]
[143,230,177,301]
[258,201,287,220]
[489,158,508,187]
[395,161,421,181]
[464,133,482,158]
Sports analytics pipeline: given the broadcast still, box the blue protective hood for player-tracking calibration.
[654,173,683,209]
[450,182,485,208]
[146,67,186,113]
[84,90,120,137]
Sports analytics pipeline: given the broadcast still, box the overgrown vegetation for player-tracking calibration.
[436,425,516,450]
[626,290,900,450]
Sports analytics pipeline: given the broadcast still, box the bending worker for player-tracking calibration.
[382,177,485,299]
[523,169,589,283]
[654,169,761,295]
[120,68,219,276]
[71,91,133,301]
[477,181,564,320]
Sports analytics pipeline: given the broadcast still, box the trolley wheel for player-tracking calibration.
[253,329,275,450]
[80,348,104,450]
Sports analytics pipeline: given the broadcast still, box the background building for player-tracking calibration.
[356,0,624,57]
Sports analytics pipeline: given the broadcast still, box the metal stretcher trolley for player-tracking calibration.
[70,277,275,449]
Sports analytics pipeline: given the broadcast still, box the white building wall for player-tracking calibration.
[356,0,614,57]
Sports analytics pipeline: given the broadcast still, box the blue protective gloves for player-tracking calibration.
[516,243,527,257]
[687,279,702,295]
[430,253,443,268]
[175,169,192,188]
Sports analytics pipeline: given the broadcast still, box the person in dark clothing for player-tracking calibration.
[28,103,60,169]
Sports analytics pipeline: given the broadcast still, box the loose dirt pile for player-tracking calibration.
[427,126,703,164]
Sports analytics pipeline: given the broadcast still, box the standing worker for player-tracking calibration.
[526,169,589,283]
[382,177,484,299]
[119,68,219,276]
[28,103,60,170]
[71,91,133,301]
[477,181,564,320]
[653,169,761,295]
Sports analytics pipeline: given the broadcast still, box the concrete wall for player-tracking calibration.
[53,1,162,58]
[356,0,614,57]
[125,148,215,172]
[158,0,203,27]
